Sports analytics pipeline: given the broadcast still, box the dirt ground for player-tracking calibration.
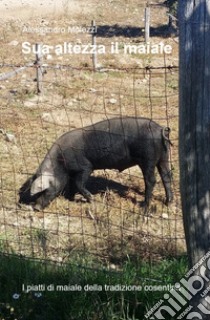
[0,0,184,265]
[0,0,84,19]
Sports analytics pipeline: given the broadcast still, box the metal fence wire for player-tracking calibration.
[0,61,184,267]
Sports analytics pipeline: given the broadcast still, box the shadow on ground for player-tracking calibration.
[95,24,177,38]
[63,175,144,203]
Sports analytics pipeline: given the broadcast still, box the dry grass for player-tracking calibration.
[0,0,184,265]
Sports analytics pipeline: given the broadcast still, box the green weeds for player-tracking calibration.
[0,253,187,320]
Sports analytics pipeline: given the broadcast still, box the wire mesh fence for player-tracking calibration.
[0,3,187,319]
[0,60,184,268]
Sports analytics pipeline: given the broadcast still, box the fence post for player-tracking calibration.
[91,20,97,70]
[179,1,210,318]
[144,3,150,43]
[35,43,43,94]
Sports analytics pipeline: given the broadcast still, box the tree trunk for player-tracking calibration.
[179,0,210,318]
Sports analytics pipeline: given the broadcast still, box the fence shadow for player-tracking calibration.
[96,24,177,38]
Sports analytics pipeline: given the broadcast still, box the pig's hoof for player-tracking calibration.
[80,197,89,203]
[139,201,149,208]
[84,193,93,203]
[139,201,150,215]
[165,196,173,206]
[33,203,43,211]
[77,192,92,203]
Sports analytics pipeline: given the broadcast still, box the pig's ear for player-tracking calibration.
[30,174,52,195]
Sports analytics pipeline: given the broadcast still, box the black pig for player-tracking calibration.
[19,117,173,210]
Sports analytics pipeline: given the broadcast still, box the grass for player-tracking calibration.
[0,253,188,320]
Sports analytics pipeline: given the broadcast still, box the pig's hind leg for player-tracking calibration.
[139,163,156,207]
[157,160,173,205]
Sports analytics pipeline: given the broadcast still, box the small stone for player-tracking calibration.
[162,213,169,219]
[41,112,51,120]
[10,89,18,94]
[47,54,53,60]
[109,98,117,104]
[67,101,73,107]
[89,88,97,93]
[8,40,19,46]
[5,133,16,143]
